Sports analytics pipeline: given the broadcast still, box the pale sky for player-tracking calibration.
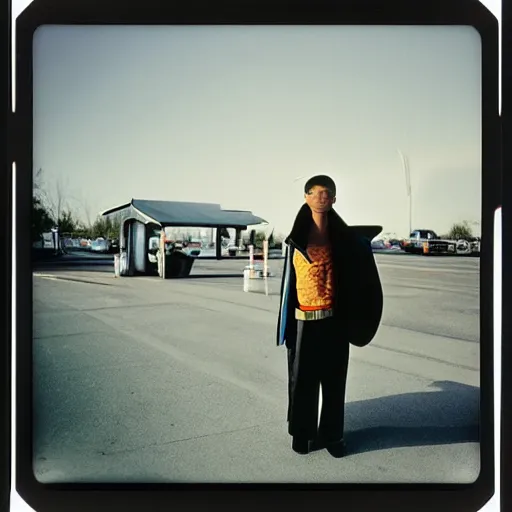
[27,23,488,237]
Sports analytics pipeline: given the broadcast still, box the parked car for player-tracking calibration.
[91,239,109,253]
[182,239,202,257]
[371,237,401,251]
[225,244,242,256]
[402,229,456,255]
[371,239,387,250]
[108,238,120,253]
[387,238,402,249]
[455,236,481,256]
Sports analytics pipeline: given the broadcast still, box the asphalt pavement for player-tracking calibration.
[32,252,480,484]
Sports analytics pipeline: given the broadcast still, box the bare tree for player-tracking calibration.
[33,167,43,194]
[36,170,70,226]
[65,190,94,231]
[81,200,93,231]
[33,168,54,221]
[54,178,65,226]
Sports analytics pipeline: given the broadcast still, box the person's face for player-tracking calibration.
[305,185,336,214]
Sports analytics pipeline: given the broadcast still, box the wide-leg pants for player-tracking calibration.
[287,316,350,443]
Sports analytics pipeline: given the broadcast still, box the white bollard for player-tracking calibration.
[243,264,273,294]
[263,240,269,296]
[119,251,128,276]
[114,254,120,277]
[249,245,254,271]
[243,267,251,292]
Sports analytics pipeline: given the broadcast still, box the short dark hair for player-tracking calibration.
[304,175,336,196]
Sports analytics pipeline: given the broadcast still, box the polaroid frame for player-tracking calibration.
[13,0,500,511]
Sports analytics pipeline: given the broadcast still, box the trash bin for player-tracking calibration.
[243,265,266,292]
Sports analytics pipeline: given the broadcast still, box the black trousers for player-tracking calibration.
[287,316,350,443]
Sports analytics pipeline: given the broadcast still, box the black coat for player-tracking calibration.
[276,203,383,349]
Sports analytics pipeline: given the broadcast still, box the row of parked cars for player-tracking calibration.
[61,237,119,254]
[401,230,481,256]
[371,229,481,256]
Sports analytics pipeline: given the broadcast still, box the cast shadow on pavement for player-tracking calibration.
[343,380,479,455]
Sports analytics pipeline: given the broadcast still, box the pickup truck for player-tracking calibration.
[401,229,457,255]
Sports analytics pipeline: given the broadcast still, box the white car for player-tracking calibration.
[181,240,202,257]
[371,239,387,250]
[91,239,108,253]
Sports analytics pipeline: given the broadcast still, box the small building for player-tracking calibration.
[101,199,267,278]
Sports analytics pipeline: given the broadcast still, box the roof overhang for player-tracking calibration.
[100,199,267,229]
[99,202,132,217]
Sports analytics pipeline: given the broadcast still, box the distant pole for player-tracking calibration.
[249,244,254,271]
[397,150,412,234]
[160,228,166,279]
[263,239,269,296]
[293,176,306,190]
[51,226,59,254]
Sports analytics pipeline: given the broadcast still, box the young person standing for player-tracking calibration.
[277,175,383,457]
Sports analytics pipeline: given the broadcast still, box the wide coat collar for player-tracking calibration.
[284,203,355,257]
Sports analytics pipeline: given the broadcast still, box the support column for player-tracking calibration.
[127,222,134,276]
[160,228,166,279]
[235,228,242,249]
[216,227,222,260]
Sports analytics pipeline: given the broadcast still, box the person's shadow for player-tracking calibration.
[340,380,479,455]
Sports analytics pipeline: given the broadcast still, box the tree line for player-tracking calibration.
[32,168,121,242]
[32,168,478,246]
[442,221,479,241]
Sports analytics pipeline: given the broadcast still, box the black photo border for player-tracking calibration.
[501,0,511,509]
[1,0,13,509]
[14,0,500,511]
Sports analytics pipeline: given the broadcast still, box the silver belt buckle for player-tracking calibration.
[295,308,333,321]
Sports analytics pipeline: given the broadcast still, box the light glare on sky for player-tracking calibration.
[31,25,483,237]
[12,2,500,238]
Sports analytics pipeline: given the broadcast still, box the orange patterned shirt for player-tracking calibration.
[293,244,334,311]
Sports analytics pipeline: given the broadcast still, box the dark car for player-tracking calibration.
[108,238,120,253]
[402,229,456,255]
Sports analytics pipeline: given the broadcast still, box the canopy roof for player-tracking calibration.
[101,199,267,228]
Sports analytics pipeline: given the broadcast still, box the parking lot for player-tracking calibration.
[32,252,480,484]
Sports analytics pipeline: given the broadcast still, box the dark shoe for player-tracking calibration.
[326,440,346,458]
[310,437,327,451]
[309,439,321,452]
[292,437,310,455]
